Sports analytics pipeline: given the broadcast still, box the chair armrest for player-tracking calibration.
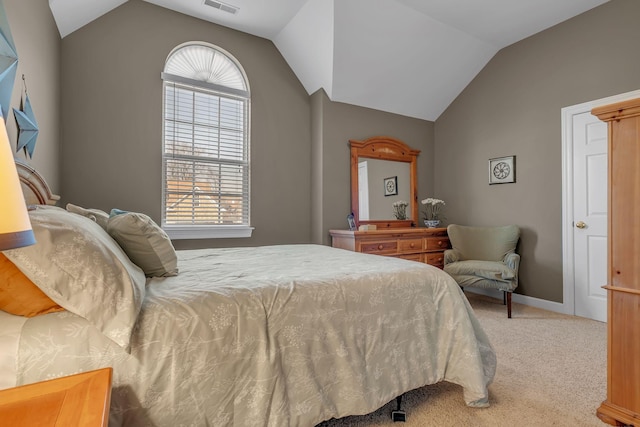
[444,249,461,265]
[503,253,520,271]
[503,253,520,284]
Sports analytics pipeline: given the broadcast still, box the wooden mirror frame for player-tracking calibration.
[350,136,420,229]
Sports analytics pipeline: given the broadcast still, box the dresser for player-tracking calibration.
[330,227,450,268]
[592,97,640,426]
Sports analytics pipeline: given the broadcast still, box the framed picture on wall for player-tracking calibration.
[489,156,516,184]
[384,176,398,196]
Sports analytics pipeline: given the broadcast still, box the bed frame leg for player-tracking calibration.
[391,394,406,422]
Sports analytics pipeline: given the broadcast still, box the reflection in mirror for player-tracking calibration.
[349,136,420,229]
[358,159,411,220]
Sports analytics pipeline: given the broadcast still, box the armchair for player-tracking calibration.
[444,224,521,318]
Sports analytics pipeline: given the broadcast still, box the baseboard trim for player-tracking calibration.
[464,288,565,314]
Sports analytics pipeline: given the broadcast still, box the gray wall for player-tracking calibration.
[60,0,312,249]
[311,89,434,245]
[435,0,640,302]
[10,0,636,304]
[4,0,60,192]
[57,1,434,250]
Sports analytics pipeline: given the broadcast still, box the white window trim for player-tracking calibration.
[164,224,254,240]
[161,42,252,240]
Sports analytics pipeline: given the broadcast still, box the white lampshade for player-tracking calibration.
[0,115,35,250]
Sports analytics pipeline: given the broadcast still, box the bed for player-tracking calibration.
[0,160,496,426]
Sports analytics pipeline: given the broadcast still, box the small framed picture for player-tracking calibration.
[384,176,398,196]
[347,213,356,231]
[489,156,516,185]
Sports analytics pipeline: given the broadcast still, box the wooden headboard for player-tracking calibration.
[15,159,60,206]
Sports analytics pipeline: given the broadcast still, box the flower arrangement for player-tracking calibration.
[392,200,408,220]
[421,198,445,221]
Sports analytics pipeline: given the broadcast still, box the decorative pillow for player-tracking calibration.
[107,209,179,277]
[3,206,146,350]
[0,254,64,317]
[66,203,110,230]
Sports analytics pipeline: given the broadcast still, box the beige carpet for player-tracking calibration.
[318,292,608,427]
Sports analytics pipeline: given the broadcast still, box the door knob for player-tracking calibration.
[576,221,587,229]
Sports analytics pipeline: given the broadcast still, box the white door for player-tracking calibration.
[572,112,608,322]
[563,89,640,321]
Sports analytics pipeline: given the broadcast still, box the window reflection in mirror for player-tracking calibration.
[358,158,411,220]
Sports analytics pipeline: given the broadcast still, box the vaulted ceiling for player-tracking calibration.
[49,0,609,120]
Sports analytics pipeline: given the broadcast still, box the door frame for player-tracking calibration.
[561,89,640,317]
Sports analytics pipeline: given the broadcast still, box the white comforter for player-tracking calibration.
[12,244,495,426]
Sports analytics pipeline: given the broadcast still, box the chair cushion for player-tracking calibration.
[447,224,520,262]
[444,260,516,281]
[446,274,518,292]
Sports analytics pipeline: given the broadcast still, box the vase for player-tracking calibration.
[424,220,440,228]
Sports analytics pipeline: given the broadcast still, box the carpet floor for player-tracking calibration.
[318,292,608,427]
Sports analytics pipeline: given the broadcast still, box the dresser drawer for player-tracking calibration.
[426,252,445,268]
[398,238,423,253]
[426,237,450,251]
[395,253,423,262]
[360,240,398,254]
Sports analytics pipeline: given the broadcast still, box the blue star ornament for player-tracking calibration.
[0,0,18,122]
[13,94,38,158]
[0,60,17,121]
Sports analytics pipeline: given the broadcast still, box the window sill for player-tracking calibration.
[163,225,254,240]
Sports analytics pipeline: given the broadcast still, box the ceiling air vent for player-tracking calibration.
[204,0,239,15]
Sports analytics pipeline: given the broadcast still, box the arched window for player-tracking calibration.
[161,42,251,239]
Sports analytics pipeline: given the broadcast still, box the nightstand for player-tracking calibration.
[0,367,112,426]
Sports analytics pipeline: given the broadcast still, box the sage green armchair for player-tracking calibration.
[444,224,521,318]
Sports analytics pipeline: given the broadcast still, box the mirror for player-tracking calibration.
[350,136,420,228]
[357,159,411,220]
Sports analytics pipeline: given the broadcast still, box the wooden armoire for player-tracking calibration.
[592,97,640,426]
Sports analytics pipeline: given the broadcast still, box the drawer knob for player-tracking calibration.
[410,243,415,248]
[438,240,443,246]
[378,244,383,250]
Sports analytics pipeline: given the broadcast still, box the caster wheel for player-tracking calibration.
[391,409,406,422]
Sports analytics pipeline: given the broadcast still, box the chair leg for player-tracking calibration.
[506,291,512,318]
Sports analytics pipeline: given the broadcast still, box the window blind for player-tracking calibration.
[163,81,249,227]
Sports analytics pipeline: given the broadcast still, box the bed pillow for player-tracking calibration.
[107,209,179,277]
[0,254,64,317]
[2,206,146,350]
[65,203,110,230]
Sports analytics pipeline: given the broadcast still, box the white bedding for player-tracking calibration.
[10,244,496,426]
[0,311,27,390]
